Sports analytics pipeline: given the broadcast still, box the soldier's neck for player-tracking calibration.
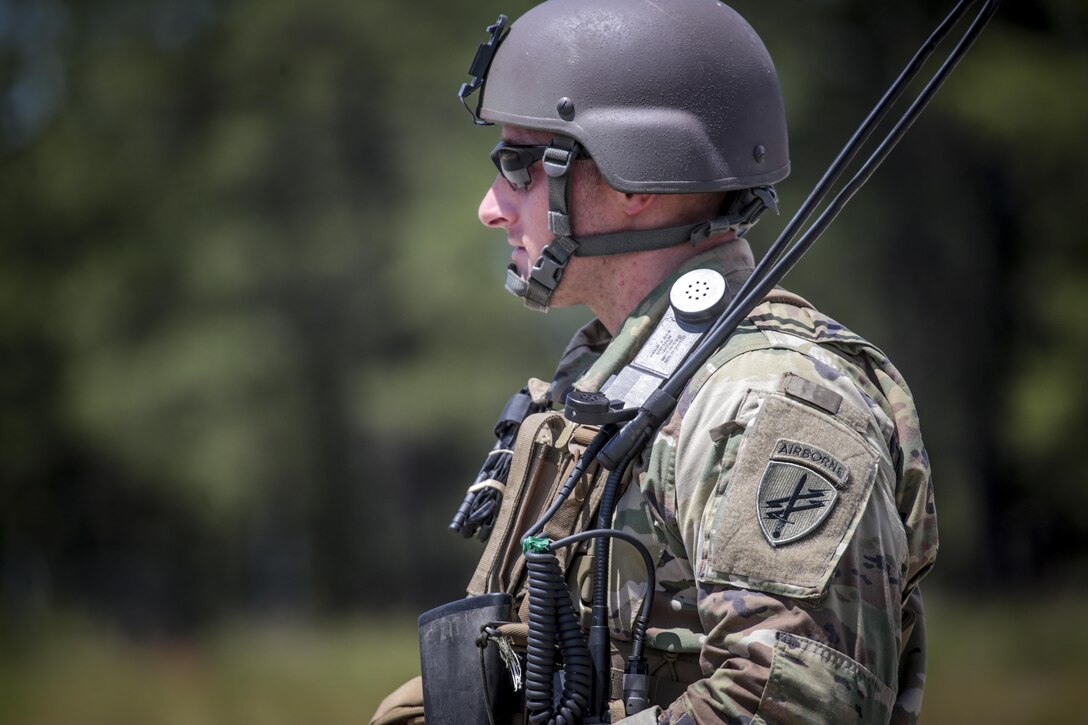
[590,235,753,335]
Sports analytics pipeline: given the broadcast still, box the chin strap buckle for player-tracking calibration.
[507,145,583,312]
[528,236,578,292]
[528,251,565,292]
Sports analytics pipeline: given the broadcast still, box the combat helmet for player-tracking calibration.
[459,0,790,311]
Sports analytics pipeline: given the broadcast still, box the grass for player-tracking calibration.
[0,595,1083,724]
[924,593,1087,725]
[0,614,420,725]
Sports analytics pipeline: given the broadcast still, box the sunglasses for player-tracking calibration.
[490,142,591,190]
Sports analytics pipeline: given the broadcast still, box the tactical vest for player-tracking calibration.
[462,289,903,719]
[454,287,931,722]
[466,409,695,720]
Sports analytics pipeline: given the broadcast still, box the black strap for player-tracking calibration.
[572,186,778,258]
[516,137,584,310]
[496,391,534,433]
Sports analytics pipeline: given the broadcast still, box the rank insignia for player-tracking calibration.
[757,461,838,546]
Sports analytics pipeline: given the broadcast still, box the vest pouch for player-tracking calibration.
[418,593,514,725]
[468,412,571,597]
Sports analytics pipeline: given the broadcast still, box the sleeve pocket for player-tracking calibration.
[700,392,880,598]
[752,632,894,725]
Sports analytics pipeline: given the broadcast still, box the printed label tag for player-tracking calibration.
[630,307,706,378]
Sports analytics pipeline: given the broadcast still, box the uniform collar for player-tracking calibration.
[547,240,754,403]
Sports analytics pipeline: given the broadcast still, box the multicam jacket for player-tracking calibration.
[548,242,937,724]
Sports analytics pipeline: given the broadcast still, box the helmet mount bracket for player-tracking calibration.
[457,14,509,126]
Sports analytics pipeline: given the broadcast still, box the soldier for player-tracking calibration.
[374,0,936,722]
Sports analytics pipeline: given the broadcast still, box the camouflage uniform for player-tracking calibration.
[546,241,936,724]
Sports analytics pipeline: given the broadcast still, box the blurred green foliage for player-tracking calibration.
[0,0,1086,686]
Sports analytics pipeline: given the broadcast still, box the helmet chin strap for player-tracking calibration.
[504,136,582,312]
[505,136,779,313]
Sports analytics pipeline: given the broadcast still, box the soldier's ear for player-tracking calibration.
[622,193,655,217]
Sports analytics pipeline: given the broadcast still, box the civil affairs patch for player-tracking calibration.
[757,462,838,546]
[702,392,880,598]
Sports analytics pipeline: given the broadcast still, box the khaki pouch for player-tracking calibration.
[467,413,610,609]
[370,676,424,725]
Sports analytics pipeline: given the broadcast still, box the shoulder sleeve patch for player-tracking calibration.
[699,392,879,598]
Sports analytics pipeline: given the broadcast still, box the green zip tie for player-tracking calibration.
[522,536,551,553]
